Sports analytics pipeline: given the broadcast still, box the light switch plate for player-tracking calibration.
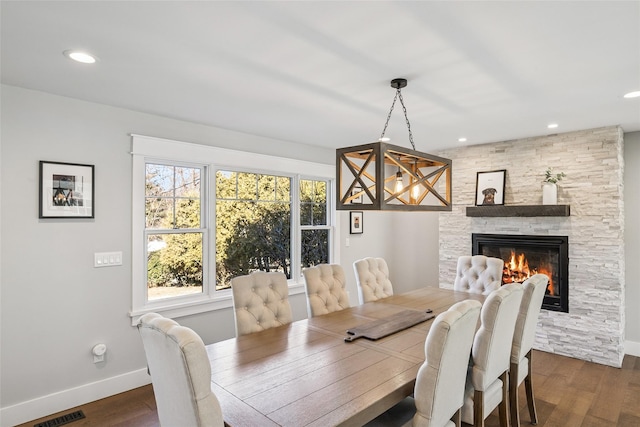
[94,251,123,267]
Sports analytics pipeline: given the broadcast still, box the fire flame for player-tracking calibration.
[503,250,555,295]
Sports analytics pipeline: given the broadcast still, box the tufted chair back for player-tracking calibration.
[302,264,350,317]
[454,255,504,295]
[230,271,293,336]
[413,300,482,427]
[137,313,224,427]
[353,257,394,304]
[461,283,523,426]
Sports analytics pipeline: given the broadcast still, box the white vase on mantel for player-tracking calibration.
[542,183,557,205]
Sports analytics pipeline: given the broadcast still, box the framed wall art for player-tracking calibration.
[350,211,363,234]
[475,169,506,206]
[39,161,95,218]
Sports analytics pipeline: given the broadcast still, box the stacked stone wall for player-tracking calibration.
[437,126,625,367]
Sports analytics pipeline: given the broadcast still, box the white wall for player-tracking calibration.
[0,85,440,426]
[624,131,640,353]
[337,210,440,305]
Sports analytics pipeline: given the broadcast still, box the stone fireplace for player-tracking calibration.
[436,126,625,368]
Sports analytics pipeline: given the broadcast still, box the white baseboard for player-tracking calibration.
[625,340,640,357]
[0,368,151,427]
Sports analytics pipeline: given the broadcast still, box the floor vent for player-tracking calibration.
[34,410,86,427]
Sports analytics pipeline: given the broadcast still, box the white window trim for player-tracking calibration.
[130,134,335,325]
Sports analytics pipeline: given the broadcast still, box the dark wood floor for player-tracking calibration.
[18,351,640,427]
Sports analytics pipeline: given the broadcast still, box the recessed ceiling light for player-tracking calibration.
[624,90,640,98]
[378,137,391,142]
[63,50,97,64]
[547,123,559,129]
[458,137,467,142]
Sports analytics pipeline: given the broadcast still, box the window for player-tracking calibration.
[131,134,335,323]
[215,172,331,289]
[215,171,292,289]
[145,163,206,300]
[300,179,330,272]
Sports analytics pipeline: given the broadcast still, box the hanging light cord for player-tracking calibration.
[379,88,416,150]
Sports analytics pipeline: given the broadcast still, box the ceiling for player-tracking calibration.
[2,1,639,153]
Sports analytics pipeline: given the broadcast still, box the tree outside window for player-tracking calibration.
[215,173,330,289]
[215,171,291,289]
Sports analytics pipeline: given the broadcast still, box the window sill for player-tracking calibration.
[129,281,306,326]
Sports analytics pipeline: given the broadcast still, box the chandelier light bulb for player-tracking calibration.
[411,183,420,200]
[395,171,404,193]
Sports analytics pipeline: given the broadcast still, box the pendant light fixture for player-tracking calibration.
[336,78,452,211]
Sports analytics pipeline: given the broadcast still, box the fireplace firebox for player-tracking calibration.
[472,233,568,312]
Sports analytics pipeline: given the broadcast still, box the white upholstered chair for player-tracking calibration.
[302,263,350,317]
[353,257,394,304]
[454,255,504,295]
[412,300,483,427]
[230,271,293,336]
[510,274,548,427]
[137,313,224,427]
[461,283,524,427]
[364,300,482,427]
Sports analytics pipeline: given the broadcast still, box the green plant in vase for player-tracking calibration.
[542,168,565,205]
[544,168,566,184]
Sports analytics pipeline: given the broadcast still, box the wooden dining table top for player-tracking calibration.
[205,286,484,427]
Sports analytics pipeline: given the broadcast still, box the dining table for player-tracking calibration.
[205,286,485,427]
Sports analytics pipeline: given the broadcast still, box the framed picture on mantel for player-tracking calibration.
[475,170,506,206]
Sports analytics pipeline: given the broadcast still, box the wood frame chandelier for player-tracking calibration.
[336,78,452,211]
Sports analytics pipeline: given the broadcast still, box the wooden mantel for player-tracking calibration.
[466,205,570,217]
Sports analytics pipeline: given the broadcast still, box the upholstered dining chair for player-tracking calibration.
[510,274,548,427]
[230,271,293,336]
[454,255,504,295]
[302,263,350,317]
[461,283,524,427]
[364,299,483,427]
[137,313,224,427]
[353,257,394,304]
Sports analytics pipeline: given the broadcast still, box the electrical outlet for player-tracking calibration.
[94,252,123,267]
[92,343,107,363]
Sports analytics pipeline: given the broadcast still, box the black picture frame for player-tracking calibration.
[39,161,95,218]
[350,211,363,234]
[475,170,506,206]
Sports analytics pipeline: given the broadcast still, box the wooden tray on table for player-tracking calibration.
[344,309,435,342]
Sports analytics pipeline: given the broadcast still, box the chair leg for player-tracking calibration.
[474,389,485,427]
[524,350,538,425]
[452,408,462,427]
[510,362,520,427]
[498,370,510,427]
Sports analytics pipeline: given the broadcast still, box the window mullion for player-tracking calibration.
[291,176,301,281]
